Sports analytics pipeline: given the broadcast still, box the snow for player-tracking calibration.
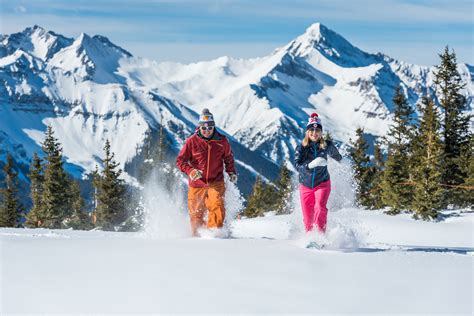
[1,208,472,314]
[1,160,472,314]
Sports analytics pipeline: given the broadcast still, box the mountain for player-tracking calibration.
[132,23,473,164]
[0,23,472,199]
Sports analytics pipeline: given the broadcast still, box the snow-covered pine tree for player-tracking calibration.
[275,164,293,215]
[25,152,44,227]
[381,87,416,214]
[0,154,23,227]
[350,128,375,208]
[433,46,472,207]
[41,126,73,228]
[95,139,127,231]
[412,97,444,220]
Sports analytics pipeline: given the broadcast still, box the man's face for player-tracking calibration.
[200,125,214,138]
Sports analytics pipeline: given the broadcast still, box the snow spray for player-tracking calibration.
[141,164,190,238]
[289,156,367,248]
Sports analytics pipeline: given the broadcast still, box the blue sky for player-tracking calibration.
[1,0,473,65]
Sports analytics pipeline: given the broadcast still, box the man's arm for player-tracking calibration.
[176,139,194,175]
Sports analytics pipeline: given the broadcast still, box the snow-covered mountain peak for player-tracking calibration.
[0,25,73,61]
[49,32,132,83]
[286,22,378,68]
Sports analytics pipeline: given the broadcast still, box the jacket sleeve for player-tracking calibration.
[327,141,342,162]
[176,139,194,176]
[294,144,308,173]
[223,138,236,175]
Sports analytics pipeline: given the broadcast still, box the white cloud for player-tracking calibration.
[15,6,28,13]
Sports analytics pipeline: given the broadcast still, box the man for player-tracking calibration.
[176,108,237,237]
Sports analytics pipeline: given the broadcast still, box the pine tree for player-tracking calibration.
[459,134,474,208]
[412,97,444,220]
[138,118,168,185]
[275,164,293,215]
[324,131,333,142]
[243,176,269,218]
[67,180,92,230]
[370,141,385,209]
[350,128,375,208]
[433,46,472,206]
[95,139,127,231]
[0,154,23,227]
[25,153,44,227]
[380,87,416,214]
[41,125,73,228]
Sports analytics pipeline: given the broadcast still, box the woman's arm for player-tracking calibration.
[327,142,342,162]
[294,144,308,172]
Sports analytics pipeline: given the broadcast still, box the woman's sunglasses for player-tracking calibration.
[307,128,321,133]
[200,126,214,131]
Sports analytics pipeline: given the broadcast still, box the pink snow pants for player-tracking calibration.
[299,180,331,233]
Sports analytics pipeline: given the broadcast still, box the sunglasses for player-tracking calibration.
[307,128,321,133]
[200,126,214,131]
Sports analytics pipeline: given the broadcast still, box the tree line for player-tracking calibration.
[350,47,473,220]
[0,126,132,230]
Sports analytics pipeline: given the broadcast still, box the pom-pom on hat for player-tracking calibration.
[199,108,215,127]
[306,112,323,131]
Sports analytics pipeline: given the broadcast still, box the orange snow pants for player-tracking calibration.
[187,181,226,236]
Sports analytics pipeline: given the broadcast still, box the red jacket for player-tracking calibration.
[176,130,236,187]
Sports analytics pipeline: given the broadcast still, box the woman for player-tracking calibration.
[294,113,342,233]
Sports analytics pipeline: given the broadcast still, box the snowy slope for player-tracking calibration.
[1,208,472,314]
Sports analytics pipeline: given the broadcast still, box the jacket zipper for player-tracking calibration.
[311,142,317,188]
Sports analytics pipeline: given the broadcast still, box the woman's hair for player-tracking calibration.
[302,129,327,149]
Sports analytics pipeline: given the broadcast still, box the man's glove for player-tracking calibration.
[308,157,327,169]
[189,169,202,181]
[229,173,238,183]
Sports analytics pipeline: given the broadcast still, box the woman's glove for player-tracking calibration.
[189,169,202,181]
[308,157,327,169]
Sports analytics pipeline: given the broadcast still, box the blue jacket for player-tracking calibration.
[294,140,342,189]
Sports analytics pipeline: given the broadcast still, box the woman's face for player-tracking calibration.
[307,127,322,142]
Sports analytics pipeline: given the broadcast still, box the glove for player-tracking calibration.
[189,169,202,181]
[229,173,238,183]
[308,157,327,169]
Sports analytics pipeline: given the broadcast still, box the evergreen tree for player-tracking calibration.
[350,128,374,208]
[0,154,23,227]
[370,141,385,209]
[433,46,472,206]
[138,119,168,184]
[275,164,293,215]
[324,131,333,142]
[67,180,93,230]
[25,153,44,227]
[95,139,127,231]
[243,176,270,218]
[380,87,416,214]
[412,97,444,220]
[41,125,73,228]
[459,134,474,208]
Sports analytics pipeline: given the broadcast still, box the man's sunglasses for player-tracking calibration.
[200,126,214,131]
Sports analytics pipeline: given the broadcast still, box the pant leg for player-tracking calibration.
[188,186,208,236]
[299,184,316,232]
[205,181,226,229]
[313,180,331,233]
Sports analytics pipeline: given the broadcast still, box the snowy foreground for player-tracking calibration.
[1,208,473,315]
